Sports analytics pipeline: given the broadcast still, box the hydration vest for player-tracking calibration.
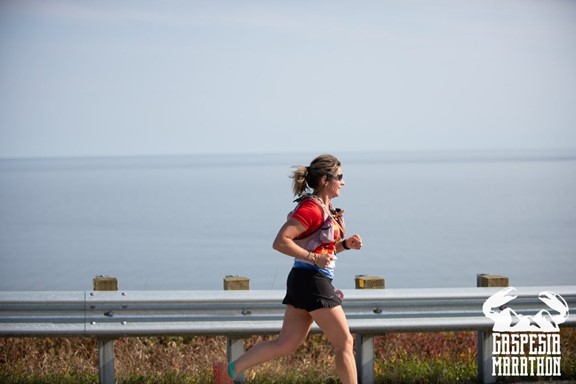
[289,195,345,279]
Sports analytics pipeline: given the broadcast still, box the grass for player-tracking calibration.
[1,329,575,383]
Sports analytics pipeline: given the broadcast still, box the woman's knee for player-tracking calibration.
[341,330,355,351]
[328,329,354,353]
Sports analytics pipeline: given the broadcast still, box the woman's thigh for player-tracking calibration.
[276,305,314,351]
[310,306,353,350]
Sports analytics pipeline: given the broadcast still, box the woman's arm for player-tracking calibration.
[272,217,310,258]
[272,217,332,268]
[336,234,363,253]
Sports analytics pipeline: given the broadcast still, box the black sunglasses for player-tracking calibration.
[328,173,344,181]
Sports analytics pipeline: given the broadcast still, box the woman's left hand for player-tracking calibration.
[345,234,363,250]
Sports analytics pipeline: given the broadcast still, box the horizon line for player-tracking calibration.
[2,147,576,164]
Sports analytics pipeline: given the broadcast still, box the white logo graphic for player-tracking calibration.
[483,287,569,332]
[483,287,569,377]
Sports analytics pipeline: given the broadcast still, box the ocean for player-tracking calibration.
[0,150,575,292]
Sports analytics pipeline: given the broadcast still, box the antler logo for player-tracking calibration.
[483,287,569,332]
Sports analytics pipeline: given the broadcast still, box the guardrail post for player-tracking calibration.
[354,275,385,384]
[476,274,508,384]
[93,276,118,384]
[224,275,249,383]
[98,339,116,384]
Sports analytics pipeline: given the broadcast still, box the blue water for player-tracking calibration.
[1,150,575,291]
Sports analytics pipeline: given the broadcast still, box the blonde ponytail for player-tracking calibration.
[290,165,309,196]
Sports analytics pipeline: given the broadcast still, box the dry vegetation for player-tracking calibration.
[1,329,575,383]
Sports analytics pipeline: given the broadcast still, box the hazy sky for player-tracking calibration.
[1,0,575,158]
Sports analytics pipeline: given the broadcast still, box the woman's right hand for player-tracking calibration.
[314,252,335,268]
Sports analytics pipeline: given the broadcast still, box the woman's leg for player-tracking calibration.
[310,306,357,384]
[233,304,313,375]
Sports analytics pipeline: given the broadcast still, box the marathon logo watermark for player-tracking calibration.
[483,287,569,377]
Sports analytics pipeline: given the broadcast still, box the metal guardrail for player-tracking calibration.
[1,286,575,383]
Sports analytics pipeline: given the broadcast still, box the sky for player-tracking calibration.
[0,0,575,159]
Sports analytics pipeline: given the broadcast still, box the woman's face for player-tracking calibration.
[326,167,344,199]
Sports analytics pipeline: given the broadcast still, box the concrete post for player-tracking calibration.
[354,275,385,384]
[224,276,250,383]
[355,275,385,290]
[477,274,509,384]
[224,275,250,291]
[93,276,118,384]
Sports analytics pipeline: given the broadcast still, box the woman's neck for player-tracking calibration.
[312,192,330,207]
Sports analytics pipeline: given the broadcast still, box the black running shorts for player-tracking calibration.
[282,268,342,312]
